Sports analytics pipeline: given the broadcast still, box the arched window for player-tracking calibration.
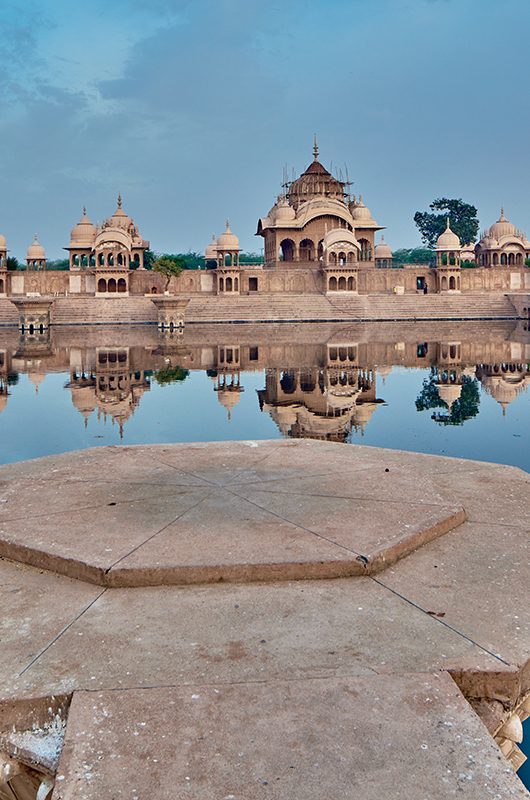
[299,238,314,261]
[108,253,114,266]
[234,278,239,292]
[90,254,96,267]
[347,251,355,263]
[329,276,337,291]
[97,278,107,293]
[117,253,123,266]
[441,276,448,291]
[108,278,117,293]
[449,276,456,290]
[73,254,80,267]
[508,253,515,265]
[493,253,499,265]
[338,276,346,291]
[98,253,105,266]
[151,286,158,294]
[347,276,354,291]
[117,278,127,293]
[279,239,295,262]
[226,277,232,291]
[359,239,372,262]
[501,253,507,265]
[81,254,88,267]
[330,252,337,265]
[338,251,346,266]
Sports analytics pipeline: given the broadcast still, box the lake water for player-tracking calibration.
[1,320,529,785]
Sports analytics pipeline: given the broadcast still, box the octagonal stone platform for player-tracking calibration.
[0,441,466,587]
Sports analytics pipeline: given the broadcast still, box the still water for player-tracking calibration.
[0,320,528,469]
[0,320,529,785]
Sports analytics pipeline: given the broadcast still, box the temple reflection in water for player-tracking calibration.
[0,320,529,447]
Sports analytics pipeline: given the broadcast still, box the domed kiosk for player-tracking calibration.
[435,219,461,293]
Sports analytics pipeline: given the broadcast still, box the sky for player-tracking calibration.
[1,0,530,259]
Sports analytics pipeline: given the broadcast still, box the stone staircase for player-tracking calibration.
[51,296,158,325]
[0,299,18,326]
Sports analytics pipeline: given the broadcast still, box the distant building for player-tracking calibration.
[475,208,530,267]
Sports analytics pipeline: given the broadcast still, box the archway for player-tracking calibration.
[97,278,107,293]
[516,253,523,265]
[329,276,337,291]
[493,253,499,266]
[117,278,127,293]
[508,253,515,265]
[338,251,346,266]
[441,276,448,291]
[280,239,295,262]
[299,238,314,261]
[338,276,346,291]
[359,239,372,262]
[501,253,507,265]
[0,279,4,293]
[108,278,117,293]
[449,275,456,290]
[226,277,233,291]
[98,253,105,266]
[219,277,224,292]
[347,276,354,291]
[108,253,114,266]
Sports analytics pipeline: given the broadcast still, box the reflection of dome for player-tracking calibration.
[71,385,97,419]
[0,393,7,413]
[375,235,392,259]
[28,371,46,394]
[437,382,462,410]
[436,219,460,250]
[217,388,241,420]
[70,208,96,246]
[205,235,218,261]
[480,373,529,415]
[273,197,296,222]
[27,235,45,260]
[488,208,516,240]
[217,221,240,250]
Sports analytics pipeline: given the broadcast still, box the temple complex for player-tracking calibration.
[475,208,530,266]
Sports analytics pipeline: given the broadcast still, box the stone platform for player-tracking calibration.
[0,440,528,799]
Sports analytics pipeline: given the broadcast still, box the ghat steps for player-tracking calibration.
[0,292,520,327]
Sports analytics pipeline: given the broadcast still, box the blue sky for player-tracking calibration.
[1,0,529,258]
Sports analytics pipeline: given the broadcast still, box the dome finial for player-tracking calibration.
[117,193,122,209]
[83,206,87,217]
[500,206,505,221]
[225,219,230,230]
[446,216,451,229]
[313,134,319,160]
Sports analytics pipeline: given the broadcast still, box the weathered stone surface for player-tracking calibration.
[0,441,465,586]
[52,674,528,800]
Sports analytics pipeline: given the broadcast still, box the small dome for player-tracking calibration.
[27,235,45,260]
[70,208,96,245]
[437,382,462,410]
[217,220,240,250]
[0,234,6,250]
[205,234,218,260]
[375,235,392,259]
[489,208,516,240]
[273,197,296,222]
[350,196,374,222]
[436,219,461,250]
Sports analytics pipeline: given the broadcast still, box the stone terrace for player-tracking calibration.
[0,440,528,799]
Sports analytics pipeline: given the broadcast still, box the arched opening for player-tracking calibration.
[280,239,295,262]
[81,254,88,267]
[347,251,355,264]
[226,277,233,291]
[299,238,314,261]
[108,253,114,266]
[219,277,224,292]
[329,276,337,291]
[359,239,372,262]
[117,278,127,293]
[347,276,354,291]
[280,371,297,394]
[449,275,456,290]
[234,278,239,292]
[501,253,507,265]
[117,253,123,266]
[338,276,347,291]
[330,252,337,265]
[108,278,117,293]
[493,253,499,266]
[338,251,346,266]
[98,253,105,266]
[151,286,158,294]
[317,240,324,260]
[441,276,448,291]
[0,279,4,293]
[73,254,80,267]
[97,278,107,293]
[516,253,523,265]
[508,253,515,265]
[90,254,96,267]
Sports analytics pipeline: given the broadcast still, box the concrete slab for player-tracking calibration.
[4,575,503,700]
[0,441,465,586]
[53,674,528,800]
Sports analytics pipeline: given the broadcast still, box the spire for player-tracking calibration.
[82,206,87,217]
[117,193,122,209]
[446,217,450,229]
[225,219,231,231]
[500,207,505,221]
[313,134,319,161]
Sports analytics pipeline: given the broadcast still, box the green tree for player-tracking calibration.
[415,369,480,426]
[143,249,156,270]
[152,256,185,292]
[47,258,70,270]
[392,248,434,265]
[153,366,189,386]
[6,256,19,270]
[414,198,479,248]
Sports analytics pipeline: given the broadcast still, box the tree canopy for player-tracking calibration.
[414,198,479,248]
[415,370,480,426]
[152,256,185,291]
[392,248,434,265]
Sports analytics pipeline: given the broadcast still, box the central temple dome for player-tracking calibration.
[488,208,517,240]
[287,140,345,210]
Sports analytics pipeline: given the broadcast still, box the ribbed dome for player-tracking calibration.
[70,208,96,245]
[217,221,240,250]
[437,383,462,410]
[488,208,516,240]
[0,234,6,250]
[109,194,133,228]
[350,196,374,222]
[436,219,461,250]
[273,197,296,222]
[205,234,218,260]
[27,235,45,260]
[375,235,392,259]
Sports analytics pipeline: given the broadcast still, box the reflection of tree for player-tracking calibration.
[415,368,480,426]
[7,372,19,386]
[153,366,189,386]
